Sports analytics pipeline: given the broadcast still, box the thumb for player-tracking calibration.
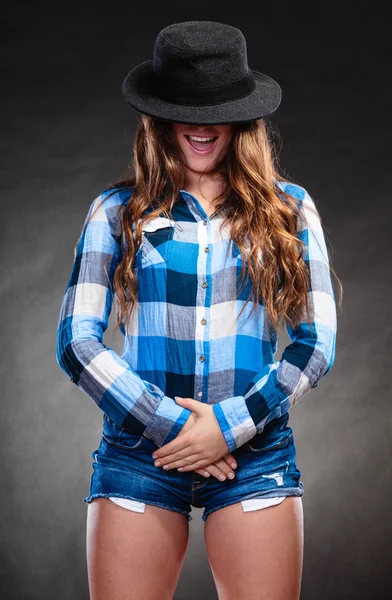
[174,396,202,413]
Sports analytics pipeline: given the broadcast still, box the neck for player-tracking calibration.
[184,170,225,203]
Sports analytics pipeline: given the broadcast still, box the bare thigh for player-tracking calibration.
[86,498,190,600]
[204,496,304,600]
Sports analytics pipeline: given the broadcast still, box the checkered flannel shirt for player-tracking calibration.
[56,181,337,452]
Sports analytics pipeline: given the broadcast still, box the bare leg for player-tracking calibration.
[86,498,190,600]
[204,496,304,600]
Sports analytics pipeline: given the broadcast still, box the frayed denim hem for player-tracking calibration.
[201,485,304,522]
[83,492,193,522]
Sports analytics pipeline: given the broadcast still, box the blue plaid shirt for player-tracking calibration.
[56,181,337,452]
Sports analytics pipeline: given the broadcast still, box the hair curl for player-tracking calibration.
[82,115,342,336]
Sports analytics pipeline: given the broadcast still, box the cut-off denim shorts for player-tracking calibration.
[83,412,304,522]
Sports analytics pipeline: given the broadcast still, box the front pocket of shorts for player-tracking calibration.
[102,414,146,451]
[247,430,293,453]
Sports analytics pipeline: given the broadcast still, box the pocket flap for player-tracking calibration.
[132,216,177,233]
[142,216,177,232]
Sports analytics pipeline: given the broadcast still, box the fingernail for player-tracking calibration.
[219,474,226,480]
[154,461,161,467]
[174,396,183,401]
[231,463,237,469]
[152,454,158,459]
[228,473,234,479]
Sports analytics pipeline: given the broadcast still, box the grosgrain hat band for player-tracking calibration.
[150,71,256,106]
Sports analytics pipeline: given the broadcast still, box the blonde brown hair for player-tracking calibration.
[84,115,342,336]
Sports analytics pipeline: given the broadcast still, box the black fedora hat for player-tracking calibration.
[121,21,282,125]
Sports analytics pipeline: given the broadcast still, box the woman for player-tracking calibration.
[56,21,341,600]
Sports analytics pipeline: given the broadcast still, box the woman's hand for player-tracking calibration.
[151,397,238,480]
[176,410,238,481]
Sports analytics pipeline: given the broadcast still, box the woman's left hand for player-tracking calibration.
[151,396,230,472]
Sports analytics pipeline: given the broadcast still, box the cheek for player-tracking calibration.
[173,129,184,145]
[219,136,230,152]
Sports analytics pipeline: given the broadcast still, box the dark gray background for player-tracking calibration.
[1,1,391,598]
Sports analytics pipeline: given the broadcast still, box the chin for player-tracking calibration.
[184,153,214,167]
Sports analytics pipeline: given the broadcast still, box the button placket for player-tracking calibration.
[195,217,211,403]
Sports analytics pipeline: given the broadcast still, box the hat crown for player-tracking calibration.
[121,19,282,124]
[153,21,250,88]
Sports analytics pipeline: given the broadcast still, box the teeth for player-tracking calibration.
[188,135,216,142]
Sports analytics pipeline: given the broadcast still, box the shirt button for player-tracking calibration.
[198,391,203,397]
[201,318,207,325]
[70,378,76,384]
[203,220,207,226]
[201,282,208,288]
[199,355,205,362]
[204,247,209,253]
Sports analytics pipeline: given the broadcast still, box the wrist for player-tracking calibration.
[180,411,197,433]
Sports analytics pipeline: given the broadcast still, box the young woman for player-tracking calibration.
[56,21,341,600]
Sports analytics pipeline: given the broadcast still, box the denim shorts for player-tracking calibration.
[83,412,304,522]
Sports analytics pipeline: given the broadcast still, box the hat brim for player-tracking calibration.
[121,60,282,125]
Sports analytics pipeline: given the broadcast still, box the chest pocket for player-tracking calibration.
[232,239,263,266]
[231,239,265,305]
[134,217,176,269]
[232,241,244,262]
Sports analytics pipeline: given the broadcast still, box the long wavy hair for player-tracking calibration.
[81,114,342,336]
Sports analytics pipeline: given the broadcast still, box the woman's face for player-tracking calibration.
[172,122,233,174]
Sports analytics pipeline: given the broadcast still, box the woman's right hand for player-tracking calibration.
[177,412,238,482]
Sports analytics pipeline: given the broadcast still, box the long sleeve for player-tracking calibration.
[56,192,192,447]
[212,187,337,452]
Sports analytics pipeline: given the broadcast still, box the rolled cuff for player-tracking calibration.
[143,395,192,447]
[212,396,257,452]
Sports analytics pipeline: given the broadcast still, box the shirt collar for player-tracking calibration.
[179,189,228,221]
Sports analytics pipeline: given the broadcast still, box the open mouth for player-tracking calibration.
[184,135,219,155]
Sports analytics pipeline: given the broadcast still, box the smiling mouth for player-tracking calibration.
[184,135,219,155]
